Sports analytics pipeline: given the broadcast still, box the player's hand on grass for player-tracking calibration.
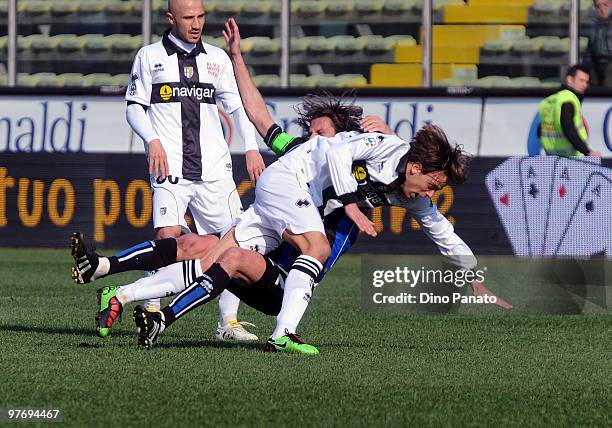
[148,139,169,179]
[360,115,395,135]
[246,150,265,185]
[344,203,377,237]
[471,280,513,310]
[223,17,242,57]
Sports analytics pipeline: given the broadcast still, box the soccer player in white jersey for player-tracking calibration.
[95,0,262,340]
[124,18,480,352]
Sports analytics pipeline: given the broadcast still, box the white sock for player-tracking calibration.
[142,270,160,311]
[271,255,322,339]
[218,290,240,325]
[94,257,110,278]
[116,263,186,306]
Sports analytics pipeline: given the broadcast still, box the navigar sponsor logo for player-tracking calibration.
[159,84,215,102]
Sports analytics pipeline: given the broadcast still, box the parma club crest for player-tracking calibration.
[183,66,194,79]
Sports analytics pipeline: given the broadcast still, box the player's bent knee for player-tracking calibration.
[216,247,245,277]
[304,237,331,264]
[176,233,219,260]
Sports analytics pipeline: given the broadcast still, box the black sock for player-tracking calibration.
[108,238,178,274]
[162,263,231,327]
[227,256,283,316]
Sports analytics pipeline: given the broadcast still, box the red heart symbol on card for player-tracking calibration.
[500,193,509,206]
[559,184,567,198]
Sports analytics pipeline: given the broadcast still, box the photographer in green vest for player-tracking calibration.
[538,65,601,157]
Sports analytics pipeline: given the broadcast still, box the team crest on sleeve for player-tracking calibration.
[183,66,194,79]
[129,72,139,95]
[364,137,379,148]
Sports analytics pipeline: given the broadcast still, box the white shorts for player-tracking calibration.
[150,175,242,235]
[229,162,324,255]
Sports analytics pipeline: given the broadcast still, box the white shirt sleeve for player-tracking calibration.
[414,209,477,270]
[126,103,159,145]
[230,107,259,152]
[125,48,152,106]
[326,134,393,202]
[214,51,244,115]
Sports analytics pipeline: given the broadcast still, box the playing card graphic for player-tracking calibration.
[519,156,558,256]
[555,172,612,258]
[543,156,604,256]
[486,157,529,256]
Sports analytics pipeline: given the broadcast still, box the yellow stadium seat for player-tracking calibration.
[291,74,320,87]
[33,73,61,87]
[240,37,272,54]
[293,0,327,17]
[443,4,529,24]
[531,0,562,16]
[56,34,86,53]
[111,74,130,86]
[291,37,326,54]
[79,1,107,15]
[83,34,113,53]
[252,74,280,87]
[469,0,534,4]
[84,73,115,86]
[371,63,477,87]
[24,34,59,53]
[433,25,525,46]
[335,73,368,87]
[510,77,542,87]
[17,73,38,87]
[540,36,567,56]
[19,1,52,15]
[52,1,79,16]
[215,0,244,15]
[363,35,415,54]
[58,73,87,87]
[109,34,142,53]
[106,1,134,15]
[354,0,383,15]
[481,39,514,56]
[476,76,513,87]
[434,46,480,63]
[251,38,281,55]
[206,37,226,50]
[383,0,416,16]
[332,35,365,54]
[243,0,274,16]
[326,1,354,17]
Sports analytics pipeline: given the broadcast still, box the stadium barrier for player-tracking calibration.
[0,153,506,253]
[3,153,609,254]
[0,88,611,156]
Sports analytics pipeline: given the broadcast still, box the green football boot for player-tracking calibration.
[95,286,122,338]
[264,333,319,355]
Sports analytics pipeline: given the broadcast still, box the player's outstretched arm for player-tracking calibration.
[223,18,274,138]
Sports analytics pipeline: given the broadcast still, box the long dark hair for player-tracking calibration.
[407,125,471,184]
[294,90,363,135]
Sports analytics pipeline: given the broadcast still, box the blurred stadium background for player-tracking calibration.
[0,0,610,251]
[0,2,611,426]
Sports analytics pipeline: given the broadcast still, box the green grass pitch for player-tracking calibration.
[0,248,610,427]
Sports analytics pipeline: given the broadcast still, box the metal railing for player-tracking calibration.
[2,0,586,88]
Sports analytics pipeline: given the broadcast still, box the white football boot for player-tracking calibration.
[215,320,258,341]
